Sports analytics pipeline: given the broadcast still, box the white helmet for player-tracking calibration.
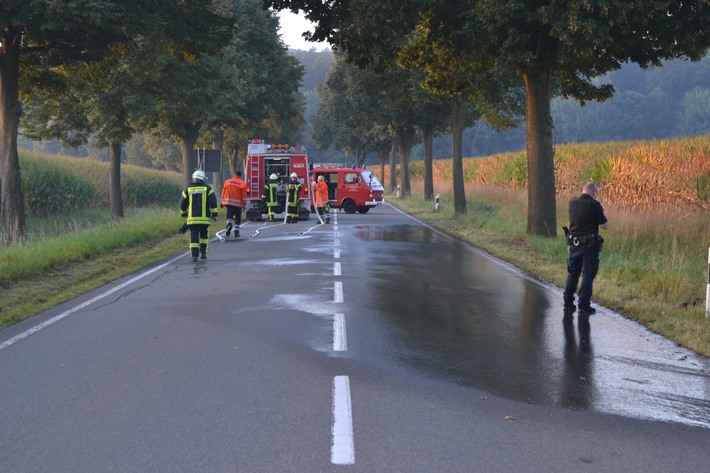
[290,172,297,178]
[270,173,277,180]
[192,170,206,181]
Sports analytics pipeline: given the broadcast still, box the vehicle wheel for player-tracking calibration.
[342,199,357,214]
[357,207,370,214]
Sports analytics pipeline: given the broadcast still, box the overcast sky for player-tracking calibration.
[277,10,330,51]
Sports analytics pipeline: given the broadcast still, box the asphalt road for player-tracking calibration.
[1,203,708,473]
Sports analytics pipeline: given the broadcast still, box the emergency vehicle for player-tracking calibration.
[311,165,385,213]
[244,139,311,221]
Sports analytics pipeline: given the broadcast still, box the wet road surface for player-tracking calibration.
[1,202,709,472]
[351,218,710,429]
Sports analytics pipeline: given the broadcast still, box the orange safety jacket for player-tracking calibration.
[221,176,247,208]
[315,180,329,208]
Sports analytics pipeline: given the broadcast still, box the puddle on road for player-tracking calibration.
[354,224,710,429]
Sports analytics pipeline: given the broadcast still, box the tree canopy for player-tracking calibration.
[266,0,710,235]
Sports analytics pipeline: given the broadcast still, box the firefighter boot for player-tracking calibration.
[226,219,233,237]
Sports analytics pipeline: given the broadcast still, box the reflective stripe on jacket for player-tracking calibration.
[221,177,246,208]
[286,182,301,206]
[180,183,218,225]
[262,181,279,207]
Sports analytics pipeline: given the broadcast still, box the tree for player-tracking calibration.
[20,1,230,219]
[1,0,141,243]
[267,0,710,236]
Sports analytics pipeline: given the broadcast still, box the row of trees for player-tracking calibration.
[1,0,305,244]
[270,0,710,237]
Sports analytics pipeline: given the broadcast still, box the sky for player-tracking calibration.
[277,10,330,51]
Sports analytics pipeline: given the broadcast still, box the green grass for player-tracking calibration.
[392,187,710,358]
[0,208,185,329]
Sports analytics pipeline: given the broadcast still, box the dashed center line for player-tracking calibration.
[334,281,344,303]
[333,313,347,351]
[331,375,355,465]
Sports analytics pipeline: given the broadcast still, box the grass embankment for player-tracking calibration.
[392,135,710,357]
[0,209,185,329]
[0,152,186,329]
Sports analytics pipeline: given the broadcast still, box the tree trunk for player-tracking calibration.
[0,27,27,244]
[211,136,225,200]
[377,147,387,187]
[523,70,557,237]
[388,135,397,193]
[395,126,416,198]
[180,124,201,187]
[421,124,434,201]
[109,141,124,219]
[451,95,467,215]
[229,142,240,176]
[355,148,365,168]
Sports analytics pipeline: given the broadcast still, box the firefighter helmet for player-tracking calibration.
[270,173,277,180]
[290,172,297,178]
[192,170,206,181]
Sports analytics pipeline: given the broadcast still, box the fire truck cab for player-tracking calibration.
[244,139,311,221]
[311,165,385,214]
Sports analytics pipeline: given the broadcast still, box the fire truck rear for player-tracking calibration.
[244,139,311,221]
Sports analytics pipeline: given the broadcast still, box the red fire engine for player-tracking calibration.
[244,139,385,220]
[244,139,311,221]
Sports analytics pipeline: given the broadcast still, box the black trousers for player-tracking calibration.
[225,206,243,227]
[188,224,209,257]
[563,245,600,308]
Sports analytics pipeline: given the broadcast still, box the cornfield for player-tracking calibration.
[404,134,710,212]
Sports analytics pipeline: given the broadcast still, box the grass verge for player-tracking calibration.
[0,208,185,330]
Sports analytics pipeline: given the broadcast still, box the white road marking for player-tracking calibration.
[334,262,341,276]
[0,253,186,351]
[334,238,340,247]
[331,376,355,465]
[334,248,341,259]
[333,313,347,351]
[334,282,344,303]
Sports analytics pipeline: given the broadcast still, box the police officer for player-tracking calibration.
[180,170,218,262]
[285,172,301,223]
[563,181,609,314]
[262,173,280,221]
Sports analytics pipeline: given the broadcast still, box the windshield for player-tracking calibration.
[360,170,382,189]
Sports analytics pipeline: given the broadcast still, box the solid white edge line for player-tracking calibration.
[0,253,186,351]
[333,313,347,352]
[334,281,344,303]
[331,375,355,465]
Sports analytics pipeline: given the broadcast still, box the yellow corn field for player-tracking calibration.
[402,134,710,212]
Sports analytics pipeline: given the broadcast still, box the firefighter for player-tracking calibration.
[262,173,280,221]
[221,170,246,237]
[180,170,218,262]
[286,172,302,223]
[315,174,330,224]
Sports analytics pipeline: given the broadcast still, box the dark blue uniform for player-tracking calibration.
[563,193,608,313]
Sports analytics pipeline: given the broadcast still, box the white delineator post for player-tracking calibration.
[706,247,710,318]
